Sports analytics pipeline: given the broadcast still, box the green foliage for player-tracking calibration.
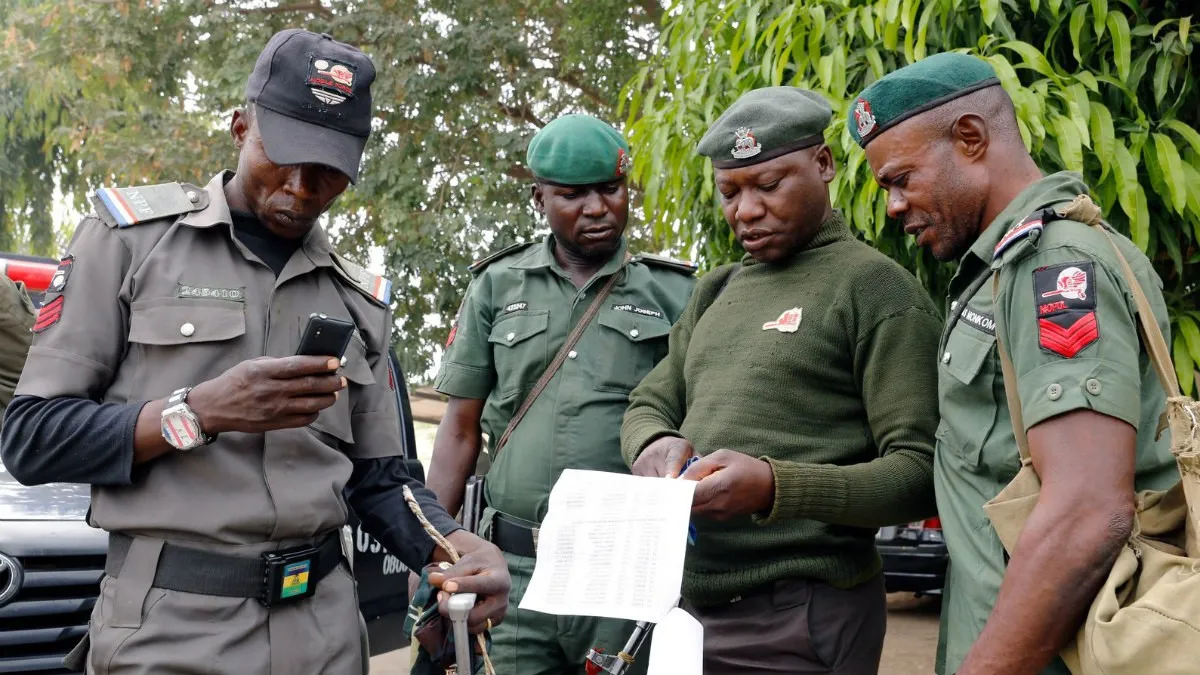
[627,0,1200,393]
[0,0,659,377]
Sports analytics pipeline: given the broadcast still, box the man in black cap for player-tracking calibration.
[1,28,509,675]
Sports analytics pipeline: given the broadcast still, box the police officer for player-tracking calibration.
[0,273,35,431]
[850,53,1178,675]
[426,113,696,674]
[622,87,941,675]
[0,29,508,675]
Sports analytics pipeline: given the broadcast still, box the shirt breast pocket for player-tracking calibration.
[488,311,550,399]
[309,334,376,447]
[938,326,1000,469]
[594,311,672,394]
[127,299,247,393]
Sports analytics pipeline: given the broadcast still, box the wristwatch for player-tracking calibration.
[160,387,215,451]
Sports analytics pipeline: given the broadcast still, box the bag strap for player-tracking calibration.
[492,253,631,456]
[991,195,1182,461]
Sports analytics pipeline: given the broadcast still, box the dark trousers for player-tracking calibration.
[682,574,887,675]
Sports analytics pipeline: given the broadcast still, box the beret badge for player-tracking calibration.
[731,127,763,159]
[853,99,877,138]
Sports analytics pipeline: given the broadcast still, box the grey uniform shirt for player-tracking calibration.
[11,171,442,555]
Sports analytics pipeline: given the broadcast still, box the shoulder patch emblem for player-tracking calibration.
[1034,261,1098,358]
[332,254,392,307]
[49,255,74,293]
[92,182,208,228]
[468,241,538,275]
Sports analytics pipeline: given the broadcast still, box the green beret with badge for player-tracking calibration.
[697,86,833,168]
[848,51,1000,147]
[526,114,633,185]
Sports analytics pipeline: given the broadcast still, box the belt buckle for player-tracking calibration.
[260,545,320,608]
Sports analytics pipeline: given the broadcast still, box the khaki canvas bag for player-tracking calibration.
[983,195,1200,675]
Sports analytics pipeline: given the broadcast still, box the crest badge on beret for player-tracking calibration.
[853,99,877,137]
[306,57,357,105]
[731,127,763,159]
[616,148,633,177]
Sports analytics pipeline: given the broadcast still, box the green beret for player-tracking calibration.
[526,114,632,185]
[697,87,832,169]
[849,52,1000,147]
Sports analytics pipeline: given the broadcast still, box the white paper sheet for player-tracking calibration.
[517,469,696,623]
[648,607,704,675]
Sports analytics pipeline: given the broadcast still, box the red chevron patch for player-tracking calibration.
[1038,312,1098,358]
[32,295,64,332]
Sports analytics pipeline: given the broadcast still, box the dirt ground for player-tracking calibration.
[370,592,940,674]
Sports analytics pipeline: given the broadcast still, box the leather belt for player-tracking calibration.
[491,514,539,558]
[106,532,343,606]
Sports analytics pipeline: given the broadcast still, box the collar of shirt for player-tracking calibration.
[962,171,1091,270]
[176,171,338,271]
[510,233,630,290]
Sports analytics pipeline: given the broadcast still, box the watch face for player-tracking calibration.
[162,410,201,449]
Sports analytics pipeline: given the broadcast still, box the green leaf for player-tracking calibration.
[1131,184,1150,251]
[1092,0,1108,38]
[861,6,876,41]
[1181,315,1200,362]
[885,0,902,24]
[1182,15,1192,44]
[1048,0,1064,19]
[1075,70,1099,92]
[1069,4,1088,62]
[982,0,1000,27]
[1162,119,1200,157]
[1090,103,1116,178]
[1107,11,1131,82]
[1153,132,1188,213]
[1000,40,1058,81]
[1067,83,1091,137]
[865,46,885,79]
[1153,55,1171,105]
[1030,0,1040,15]
[1052,113,1084,172]
[1176,332,1196,396]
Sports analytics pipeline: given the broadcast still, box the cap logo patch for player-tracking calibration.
[731,127,763,159]
[306,57,357,105]
[853,99,877,137]
[616,148,633,177]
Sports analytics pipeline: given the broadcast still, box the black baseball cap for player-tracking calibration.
[245,29,376,182]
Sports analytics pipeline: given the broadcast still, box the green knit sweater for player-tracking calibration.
[621,213,941,606]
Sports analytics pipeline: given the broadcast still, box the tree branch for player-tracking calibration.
[237,2,333,19]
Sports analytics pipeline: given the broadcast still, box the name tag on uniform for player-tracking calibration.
[176,284,246,302]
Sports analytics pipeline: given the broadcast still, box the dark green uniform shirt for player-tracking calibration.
[434,235,695,523]
[935,172,1180,675]
[0,275,35,432]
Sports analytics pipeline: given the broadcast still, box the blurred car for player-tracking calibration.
[1,253,421,672]
[876,516,948,595]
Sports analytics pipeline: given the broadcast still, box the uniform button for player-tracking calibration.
[180,322,195,337]
[941,352,952,365]
[629,329,640,338]
[950,301,959,311]
[505,332,516,342]
[1047,383,1063,401]
[340,356,348,367]
[1086,378,1102,395]
[567,350,578,359]
[186,190,200,203]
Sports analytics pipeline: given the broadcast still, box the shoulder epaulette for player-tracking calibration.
[90,182,208,228]
[331,253,393,307]
[992,194,1103,267]
[468,241,538,275]
[631,252,698,275]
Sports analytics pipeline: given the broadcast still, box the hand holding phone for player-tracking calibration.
[297,313,356,359]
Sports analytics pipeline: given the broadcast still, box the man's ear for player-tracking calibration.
[530,183,545,215]
[814,144,836,183]
[952,113,989,162]
[230,109,250,149]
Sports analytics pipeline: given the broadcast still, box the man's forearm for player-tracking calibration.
[957,499,1130,675]
[426,432,482,516]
